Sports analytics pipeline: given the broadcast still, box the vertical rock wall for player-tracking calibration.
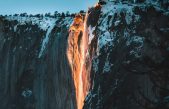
[0,16,76,109]
[84,1,169,109]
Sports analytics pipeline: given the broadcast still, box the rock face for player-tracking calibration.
[0,16,76,109]
[83,1,169,109]
[0,0,169,109]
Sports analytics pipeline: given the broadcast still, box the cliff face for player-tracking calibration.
[0,16,76,109]
[0,1,169,109]
[83,1,169,109]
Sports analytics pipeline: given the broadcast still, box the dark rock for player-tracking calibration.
[83,1,169,109]
[0,16,76,109]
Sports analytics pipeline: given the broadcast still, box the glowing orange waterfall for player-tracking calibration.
[67,14,90,109]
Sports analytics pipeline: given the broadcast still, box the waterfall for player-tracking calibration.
[67,13,91,109]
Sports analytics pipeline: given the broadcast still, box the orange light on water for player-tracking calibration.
[67,13,90,109]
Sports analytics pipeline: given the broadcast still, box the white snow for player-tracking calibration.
[96,1,141,51]
[22,89,32,97]
[6,16,57,31]
[101,2,133,16]
[100,1,141,25]
[38,20,56,58]
[14,25,17,32]
[88,26,96,45]
[98,31,113,49]
[62,17,74,27]
[91,1,148,75]
[5,16,73,58]
[114,20,120,26]
[38,17,73,58]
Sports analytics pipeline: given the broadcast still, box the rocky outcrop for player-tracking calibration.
[0,16,76,109]
[0,1,169,109]
[83,1,169,109]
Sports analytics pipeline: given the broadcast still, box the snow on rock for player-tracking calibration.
[96,1,141,51]
[5,16,57,31]
[62,17,74,28]
[38,20,56,58]
[21,89,32,98]
[114,20,120,26]
[98,31,113,49]
[14,25,18,32]
[101,1,141,24]
[0,15,76,109]
[88,26,96,45]
[38,17,73,58]
[5,16,73,58]
[84,1,169,109]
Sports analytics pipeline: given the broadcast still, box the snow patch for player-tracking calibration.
[22,89,32,97]
[101,2,141,25]
[114,20,120,26]
[62,17,74,27]
[6,16,57,31]
[88,26,96,45]
[98,31,113,49]
[14,25,18,32]
[38,20,56,58]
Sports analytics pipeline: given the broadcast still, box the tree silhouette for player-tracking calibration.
[54,11,58,18]
[61,12,65,18]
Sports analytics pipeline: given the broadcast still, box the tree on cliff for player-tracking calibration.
[66,11,70,17]
[45,13,51,17]
[61,13,65,18]
[54,11,58,18]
